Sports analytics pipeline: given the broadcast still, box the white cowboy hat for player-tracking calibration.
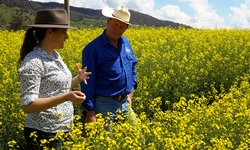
[102,5,138,26]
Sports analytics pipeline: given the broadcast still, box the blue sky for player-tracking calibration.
[33,0,250,29]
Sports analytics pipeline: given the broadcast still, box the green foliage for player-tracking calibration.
[127,27,250,114]
[71,18,106,29]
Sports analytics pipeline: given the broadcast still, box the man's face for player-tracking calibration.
[107,18,128,39]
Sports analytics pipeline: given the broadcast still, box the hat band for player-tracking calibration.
[112,14,129,23]
[35,22,69,25]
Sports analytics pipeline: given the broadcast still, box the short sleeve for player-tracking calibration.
[18,58,44,106]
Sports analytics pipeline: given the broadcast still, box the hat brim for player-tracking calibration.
[24,24,77,30]
[102,7,138,27]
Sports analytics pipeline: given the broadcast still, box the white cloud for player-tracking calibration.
[145,0,225,28]
[230,0,250,28]
[178,0,224,28]
[153,5,192,26]
[33,0,154,11]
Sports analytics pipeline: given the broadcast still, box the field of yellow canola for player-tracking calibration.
[1,27,250,149]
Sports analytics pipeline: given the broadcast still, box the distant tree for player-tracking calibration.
[0,18,7,28]
[0,13,7,29]
[8,11,24,31]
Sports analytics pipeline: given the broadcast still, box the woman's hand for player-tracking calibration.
[67,91,86,104]
[75,64,91,85]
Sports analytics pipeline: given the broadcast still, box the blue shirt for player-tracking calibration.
[81,30,138,111]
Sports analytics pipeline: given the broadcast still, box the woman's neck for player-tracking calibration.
[38,42,55,57]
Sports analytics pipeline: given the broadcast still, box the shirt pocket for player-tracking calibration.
[126,54,133,60]
[125,54,134,68]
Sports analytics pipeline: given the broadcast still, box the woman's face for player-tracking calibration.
[50,28,69,49]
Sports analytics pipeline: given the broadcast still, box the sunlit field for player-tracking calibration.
[1,27,250,149]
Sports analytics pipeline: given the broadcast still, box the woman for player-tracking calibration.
[18,9,91,149]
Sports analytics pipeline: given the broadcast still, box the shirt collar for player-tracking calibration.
[35,46,59,60]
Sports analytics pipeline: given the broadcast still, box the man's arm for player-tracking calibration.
[81,45,97,122]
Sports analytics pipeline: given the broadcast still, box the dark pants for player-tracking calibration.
[24,127,69,150]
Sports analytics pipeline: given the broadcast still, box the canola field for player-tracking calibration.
[1,27,250,149]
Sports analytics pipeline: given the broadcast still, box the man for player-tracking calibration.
[81,5,138,123]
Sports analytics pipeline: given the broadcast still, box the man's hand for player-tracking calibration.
[85,110,96,123]
[127,90,134,106]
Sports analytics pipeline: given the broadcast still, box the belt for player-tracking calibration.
[112,94,127,101]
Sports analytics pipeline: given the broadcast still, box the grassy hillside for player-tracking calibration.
[72,18,106,28]
[0,4,106,30]
[0,4,104,30]
[0,4,35,30]
[0,4,15,28]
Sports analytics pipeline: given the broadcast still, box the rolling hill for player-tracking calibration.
[0,0,192,30]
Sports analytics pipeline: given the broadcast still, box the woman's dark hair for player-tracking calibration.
[18,27,57,65]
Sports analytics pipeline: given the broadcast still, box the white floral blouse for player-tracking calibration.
[18,46,73,133]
